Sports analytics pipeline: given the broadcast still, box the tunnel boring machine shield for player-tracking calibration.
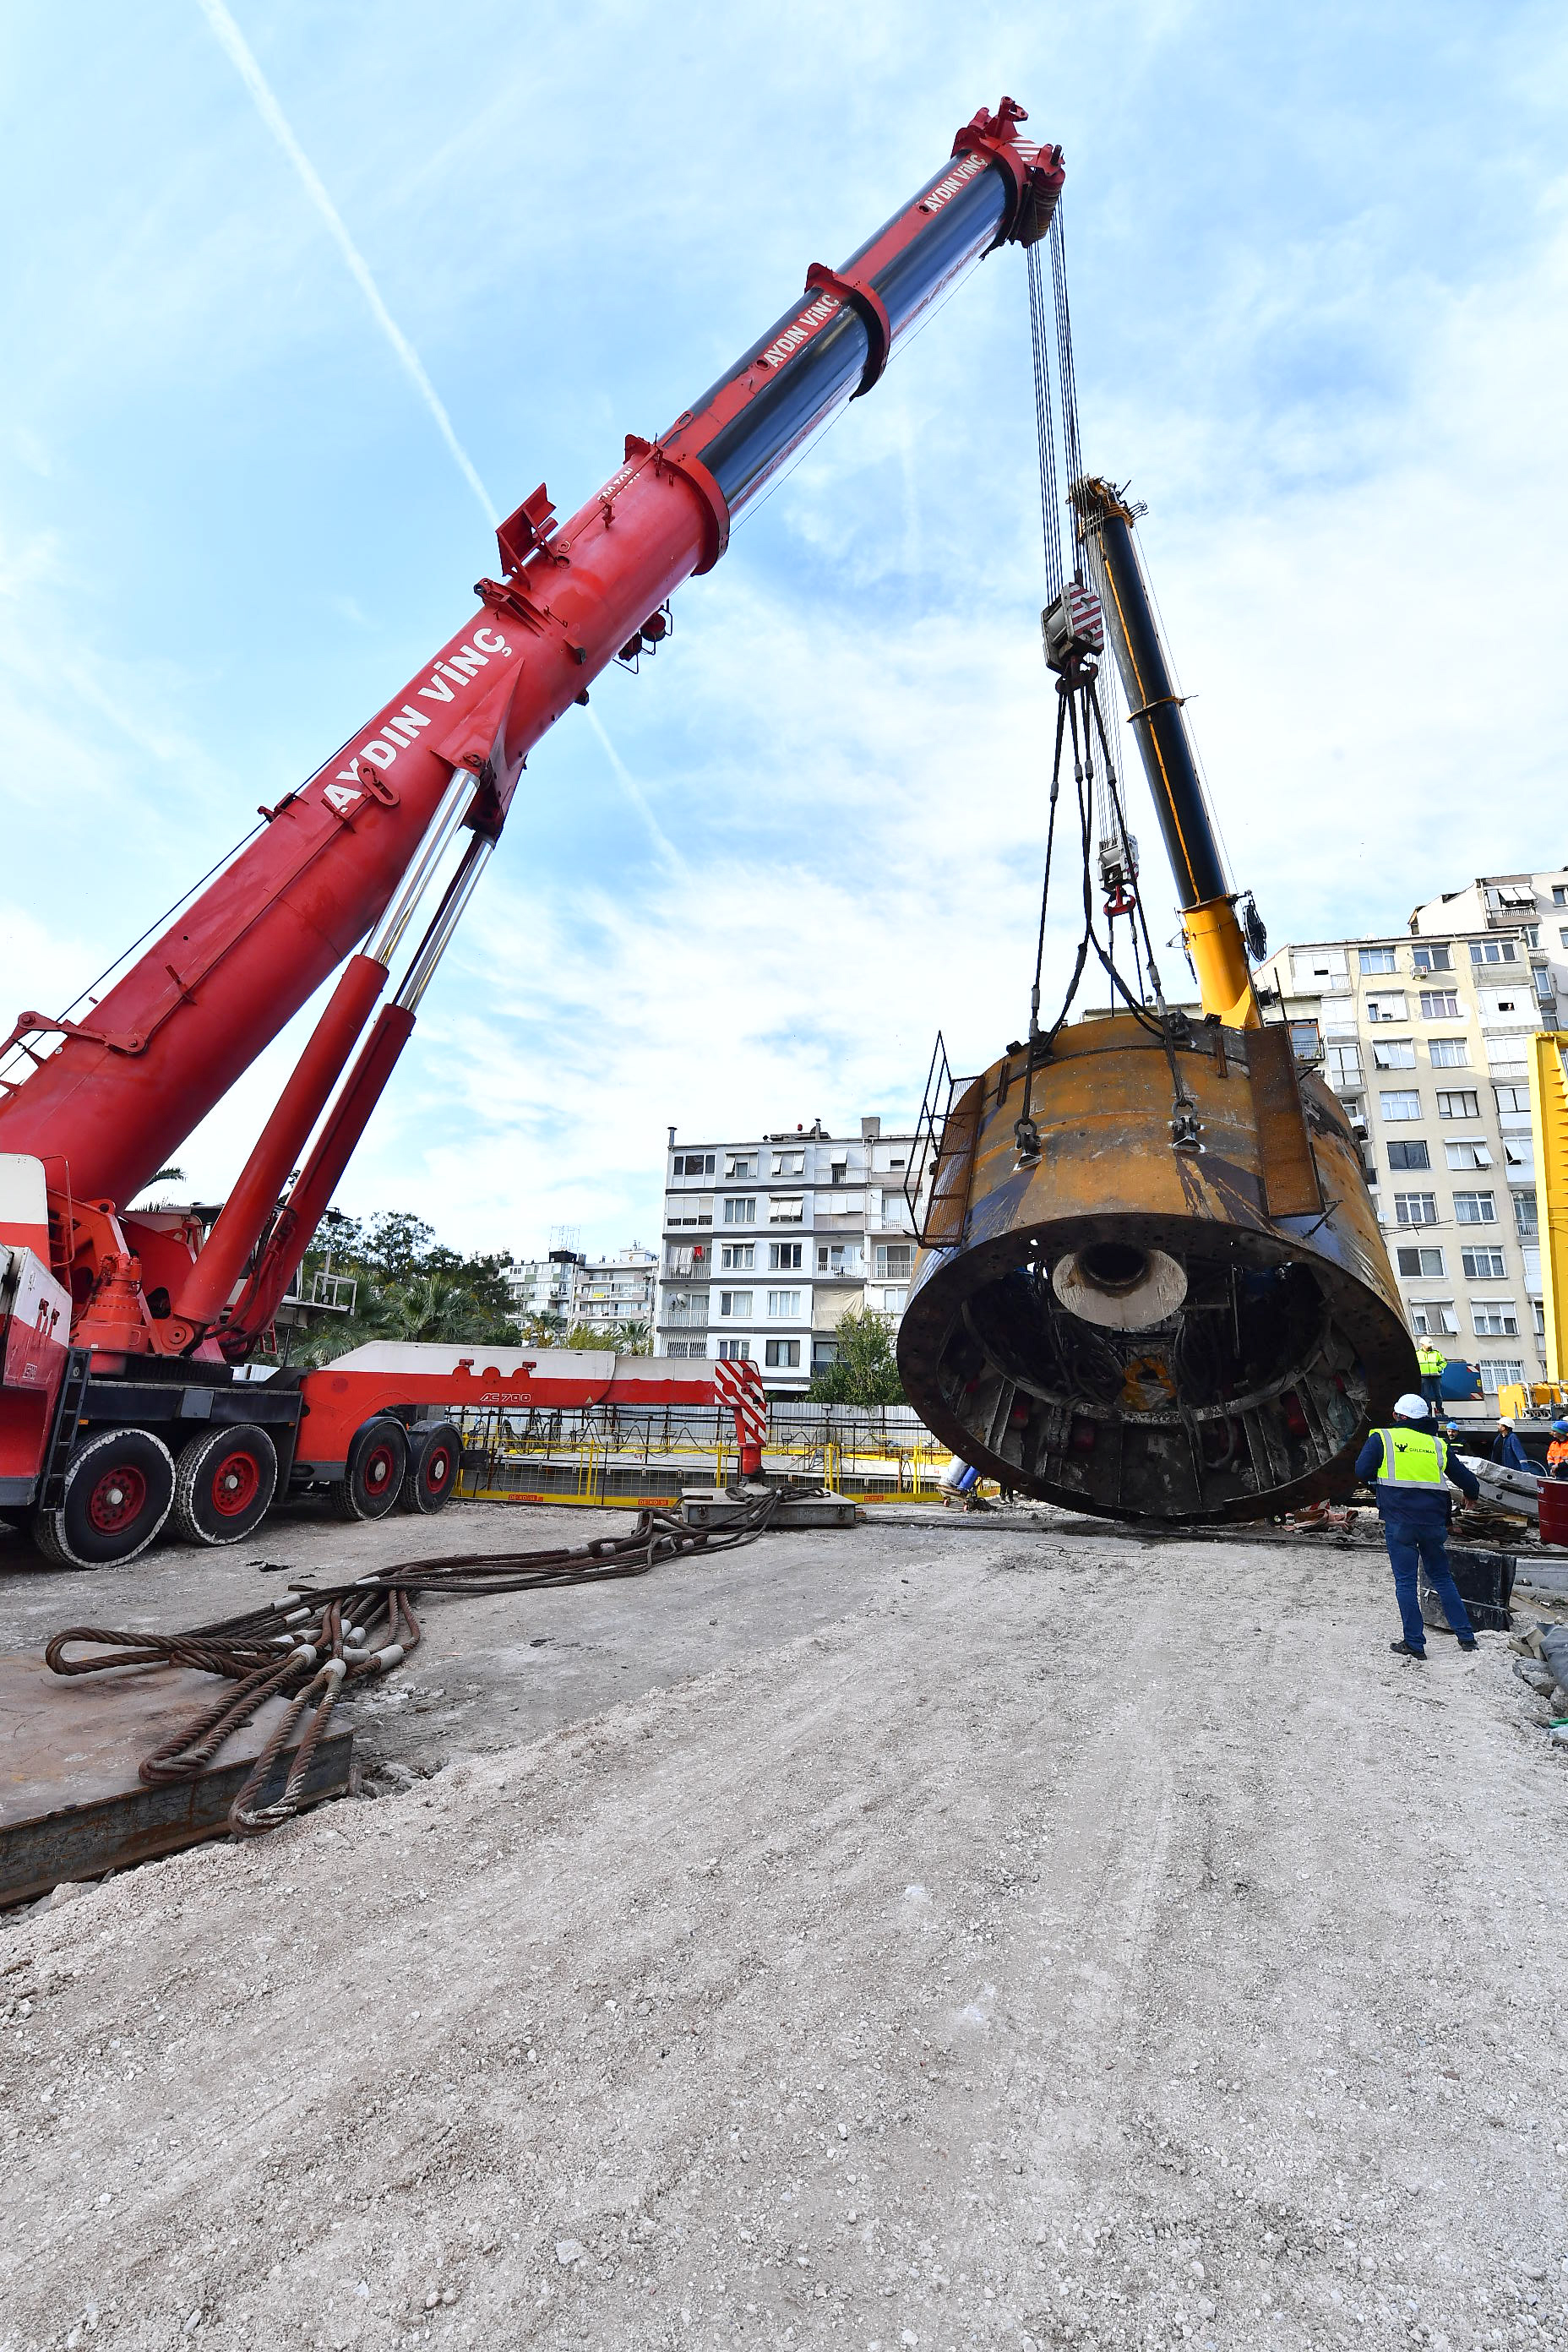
[896,1017,1417,1523]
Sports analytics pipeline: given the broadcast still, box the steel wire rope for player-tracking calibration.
[44,1493,784,1833]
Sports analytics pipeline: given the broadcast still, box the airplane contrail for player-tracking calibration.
[194,0,498,528]
[585,708,689,876]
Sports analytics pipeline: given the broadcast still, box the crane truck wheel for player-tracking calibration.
[30,1427,177,1570]
[171,1423,279,1546]
[329,1416,408,1522]
[397,1423,460,1514]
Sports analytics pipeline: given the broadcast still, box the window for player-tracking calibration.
[721,1197,756,1226]
[888,1156,906,1172]
[1535,968,1557,1004]
[1412,945,1452,972]
[1289,1019,1321,1060]
[817,1242,855,1274]
[770,1152,804,1177]
[1387,1140,1430,1171]
[879,1190,911,1227]
[666,1196,713,1228]
[1493,1084,1530,1115]
[718,1290,753,1317]
[1560,927,1568,948]
[716,1337,750,1362]
[1372,1038,1416,1069]
[1435,1090,1479,1119]
[1410,1301,1457,1337]
[1429,1038,1470,1067]
[1418,991,1460,1020]
[1471,1300,1519,1336]
[1365,994,1407,1022]
[768,1242,802,1270]
[1454,1191,1497,1224]
[672,1152,715,1178]
[1395,1193,1438,1226]
[1479,993,1522,1019]
[1537,1300,1549,1338]
[1522,925,1541,949]
[1445,1140,1493,1170]
[724,1153,758,1179]
[874,1243,914,1278]
[1477,1359,1525,1395]
[769,1195,803,1223]
[1470,939,1516,964]
[720,1243,754,1271]
[1379,1090,1421,1121]
[765,1338,801,1369]
[1556,886,1568,906]
[766,1290,801,1318]
[879,1287,909,1312]
[1326,1043,1362,1086]
[1515,1187,1539,1239]
[1462,1247,1506,1279]
[1359,947,1396,973]
[1396,1245,1446,1277]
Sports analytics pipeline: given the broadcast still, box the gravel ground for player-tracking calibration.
[3,1510,1566,2352]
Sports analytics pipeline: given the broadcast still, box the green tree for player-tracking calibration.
[807,1307,905,1407]
[277,1206,521,1366]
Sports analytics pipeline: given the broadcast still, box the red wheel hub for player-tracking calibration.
[424,1446,451,1492]
[210,1449,261,1517]
[87,1462,148,1533]
[364,1442,397,1489]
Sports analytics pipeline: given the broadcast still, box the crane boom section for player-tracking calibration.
[0,104,1060,1212]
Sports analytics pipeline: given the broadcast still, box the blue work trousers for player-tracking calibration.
[1383,1511,1474,1648]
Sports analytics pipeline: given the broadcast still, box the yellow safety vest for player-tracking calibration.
[1375,1427,1447,1485]
[1416,1343,1446,1376]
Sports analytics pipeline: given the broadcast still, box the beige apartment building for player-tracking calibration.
[1255,864,1566,1413]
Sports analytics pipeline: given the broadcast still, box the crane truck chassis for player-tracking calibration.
[0,102,1064,1569]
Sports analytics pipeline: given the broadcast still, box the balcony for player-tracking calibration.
[280,1268,357,1315]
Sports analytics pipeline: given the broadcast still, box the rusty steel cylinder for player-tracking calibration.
[896,1015,1418,1522]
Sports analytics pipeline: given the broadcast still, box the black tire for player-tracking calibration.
[30,1427,176,1570]
[172,1423,279,1546]
[329,1417,408,1522]
[397,1422,460,1514]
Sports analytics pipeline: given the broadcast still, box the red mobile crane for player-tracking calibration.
[0,101,1062,1568]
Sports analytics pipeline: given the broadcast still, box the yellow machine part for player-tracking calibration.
[1527,1031,1568,1384]
[1184,897,1260,1030]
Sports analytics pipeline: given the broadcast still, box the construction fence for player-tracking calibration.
[453,1400,956,1509]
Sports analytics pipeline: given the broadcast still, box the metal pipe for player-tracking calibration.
[365,770,476,966]
[394,836,493,1012]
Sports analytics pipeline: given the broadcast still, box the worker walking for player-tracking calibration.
[1492,1417,1534,1475]
[1355,1394,1480,1659]
[1415,1338,1448,1420]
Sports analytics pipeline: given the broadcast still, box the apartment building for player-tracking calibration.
[656,1116,924,1391]
[1256,900,1549,1413]
[507,1244,656,1336]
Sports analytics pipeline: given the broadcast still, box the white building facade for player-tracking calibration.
[656,1117,924,1392]
[507,1244,656,1336]
[1257,880,1556,1412]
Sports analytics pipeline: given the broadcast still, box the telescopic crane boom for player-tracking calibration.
[0,100,1064,1565]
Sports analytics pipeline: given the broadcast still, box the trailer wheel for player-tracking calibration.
[30,1427,176,1569]
[397,1422,460,1514]
[172,1423,279,1545]
[329,1417,408,1521]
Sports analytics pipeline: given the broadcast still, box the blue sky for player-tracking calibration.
[2,2,1564,1257]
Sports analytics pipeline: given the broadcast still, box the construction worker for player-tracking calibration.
[1491,1418,1534,1475]
[1354,1394,1480,1660]
[1548,1419,1568,1479]
[1415,1337,1448,1420]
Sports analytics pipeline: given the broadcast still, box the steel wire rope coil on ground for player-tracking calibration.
[43,1492,783,1834]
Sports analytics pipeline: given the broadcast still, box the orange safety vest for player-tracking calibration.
[1549,1438,1568,1473]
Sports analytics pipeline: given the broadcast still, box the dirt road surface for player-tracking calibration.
[3,1508,1565,2351]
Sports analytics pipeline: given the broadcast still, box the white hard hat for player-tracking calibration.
[1499,1415,1514,1428]
[1394,1392,1430,1419]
